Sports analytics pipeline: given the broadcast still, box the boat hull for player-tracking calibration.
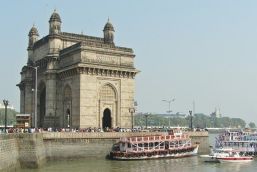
[110,145,199,160]
[218,157,253,163]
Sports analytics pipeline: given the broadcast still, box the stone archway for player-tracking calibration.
[63,85,72,128]
[99,84,117,128]
[102,108,111,129]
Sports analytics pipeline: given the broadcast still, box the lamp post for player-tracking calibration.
[129,107,135,129]
[162,98,175,127]
[27,65,38,128]
[189,110,193,130]
[3,99,8,133]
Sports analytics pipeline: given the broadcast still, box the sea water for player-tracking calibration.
[19,134,257,172]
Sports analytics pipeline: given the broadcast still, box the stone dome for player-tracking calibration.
[28,25,39,36]
[103,19,114,31]
[49,10,61,22]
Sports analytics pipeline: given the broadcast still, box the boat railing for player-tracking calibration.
[129,146,165,152]
[122,133,190,143]
[128,135,171,142]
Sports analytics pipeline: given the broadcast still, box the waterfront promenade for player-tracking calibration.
[0,130,208,172]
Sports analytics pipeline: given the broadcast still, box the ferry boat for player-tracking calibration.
[200,148,253,163]
[109,130,199,160]
[218,152,253,163]
[215,130,257,156]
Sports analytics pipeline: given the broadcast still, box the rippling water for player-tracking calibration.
[19,156,257,172]
[18,134,257,172]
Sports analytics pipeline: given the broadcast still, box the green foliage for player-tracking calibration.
[134,113,247,129]
[248,122,256,128]
[0,109,18,125]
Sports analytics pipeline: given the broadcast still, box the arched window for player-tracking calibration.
[64,85,72,99]
[100,84,116,101]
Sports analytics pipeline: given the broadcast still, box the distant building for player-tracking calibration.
[17,10,139,129]
[210,108,222,118]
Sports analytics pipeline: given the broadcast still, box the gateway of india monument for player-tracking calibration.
[17,10,139,129]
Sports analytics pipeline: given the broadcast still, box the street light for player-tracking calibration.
[162,98,175,127]
[189,110,193,130]
[27,65,38,128]
[3,99,9,133]
[129,107,135,129]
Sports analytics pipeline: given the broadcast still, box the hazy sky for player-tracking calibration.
[1,0,257,124]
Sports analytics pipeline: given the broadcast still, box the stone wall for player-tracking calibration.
[0,134,46,172]
[187,131,210,154]
[43,132,166,160]
[0,135,20,172]
[16,134,46,168]
[43,131,209,159]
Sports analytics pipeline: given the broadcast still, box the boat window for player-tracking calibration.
[138,143,142,147]
[144,143,148,147]
[160,142,164,146]
[155,142,159,146]
[128,143,131,148]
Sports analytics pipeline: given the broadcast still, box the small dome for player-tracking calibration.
[28,25,39,36]
[49,10,61,22]
[103,19,114,31]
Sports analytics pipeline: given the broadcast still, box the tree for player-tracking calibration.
[134,113,247,129]
[0,109,18,125]
[248,122,256,128]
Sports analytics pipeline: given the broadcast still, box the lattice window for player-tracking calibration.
[100,84,116,101]
[64,86,72,98]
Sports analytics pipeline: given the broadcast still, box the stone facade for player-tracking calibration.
[17,11,139,129]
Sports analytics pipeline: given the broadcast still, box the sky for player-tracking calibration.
[1,0,257,125]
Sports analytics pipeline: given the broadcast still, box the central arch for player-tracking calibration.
[99,84,117,128]
[102,108,111,129]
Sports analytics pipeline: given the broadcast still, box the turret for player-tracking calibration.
[28,25,39,49]
[49,9,62,34]
[27,25,39,65]
[103,18,115,44]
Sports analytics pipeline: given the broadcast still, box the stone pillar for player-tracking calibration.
[17,133,46,168]
[120,77,135,128]
[44,72,57,127]
[18,84,25,114]
[24,82,33,115]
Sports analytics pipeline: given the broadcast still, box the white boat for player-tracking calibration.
[218,151,253,163]
[109,129,199,160]
[200,148,253,163]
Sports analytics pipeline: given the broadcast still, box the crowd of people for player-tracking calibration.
[0,126,143,134]
[0,126,204,134]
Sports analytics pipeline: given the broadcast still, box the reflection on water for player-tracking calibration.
[18,156,257,172]
[18,134,257,172]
